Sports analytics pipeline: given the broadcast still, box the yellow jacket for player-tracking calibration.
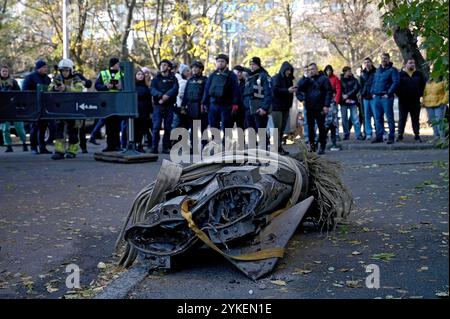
[423,81,449,108]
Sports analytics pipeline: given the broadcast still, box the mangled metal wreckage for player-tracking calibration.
[116,149,352,280]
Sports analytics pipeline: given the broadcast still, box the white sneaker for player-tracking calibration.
[365,135,372,141]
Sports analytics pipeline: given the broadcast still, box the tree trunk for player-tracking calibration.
[393,26,430,79]
[121,0,137,60]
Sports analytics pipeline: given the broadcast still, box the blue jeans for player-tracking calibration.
[152,105,174,150]
[374,96,395,140]
[303,107,318,143]
[426,105,447,138]
[341,104,362,138]
[363,99,378,137]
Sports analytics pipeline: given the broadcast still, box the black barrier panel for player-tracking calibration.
[0,91,39,121]
[40,91,138,120]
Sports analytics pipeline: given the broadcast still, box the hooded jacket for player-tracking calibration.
[271,61,295,112]
[296,71,332,111]
[327,73,341,104]
[370,62,399,97]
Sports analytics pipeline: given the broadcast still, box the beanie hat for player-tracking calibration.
[178,63,190,75]
[233,65,245,72]
[191,60,204,70]
[35,60,47,70]
[159,59,173,70]
[109,57,120,68]
[250,57,262,68]
[215,54,229,63]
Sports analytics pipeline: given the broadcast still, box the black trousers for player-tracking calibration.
[398,99,421,136]
[30,120,48,150]
[306,108,327,148]
[105,116,121,149]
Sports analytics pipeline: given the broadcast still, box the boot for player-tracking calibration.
[5,145,13,153]
[51,152,65,160]
[23,143,28,152]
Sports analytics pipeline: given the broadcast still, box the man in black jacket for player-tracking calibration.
[359,57,378,141]
[340,66,363,140]
[21,60,52,155]
[182,60,208,153]
[243,57,272,149]
[272,61,296,155]
[296,63,332,154]
[150,59,179,154]
[396,58,427,142]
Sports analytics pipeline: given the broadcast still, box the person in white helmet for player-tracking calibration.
[48,58,84,160]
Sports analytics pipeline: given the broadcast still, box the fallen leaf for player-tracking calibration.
[371,252,396,261]
[270,280,287,286]
[435,291,449,298]
[292,268,312,275]
[97,262,107,269]
[352,251,362,256]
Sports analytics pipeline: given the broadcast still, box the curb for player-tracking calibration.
[94,264,151,299]
[339,143,436,151]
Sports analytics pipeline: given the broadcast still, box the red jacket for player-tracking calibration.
[328,74,341,104]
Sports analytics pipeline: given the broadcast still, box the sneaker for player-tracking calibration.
[102,147,117,152]
[356,135,365,141]
[31,148,39,155]
[162,148,170,154]
[150,147,159,154]
[396,134,403,142]
[343,135,350,141]
[386,138,394,145]
[51,152,65,160]
[330,145,340,151]
[5,145,13,152]
[65,152,76,159]
[23,143,28,152]
[81,148,88,154]
[365,135,372,141]
[309,144,316,153]
[39,148,51,154]
[414,135,422,143]
[318,147,325,155]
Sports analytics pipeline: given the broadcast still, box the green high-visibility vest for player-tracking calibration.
[100,70,124,92]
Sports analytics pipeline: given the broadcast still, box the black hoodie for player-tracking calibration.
[271,61,295,112]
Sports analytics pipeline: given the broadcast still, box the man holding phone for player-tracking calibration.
[95,57,124,152]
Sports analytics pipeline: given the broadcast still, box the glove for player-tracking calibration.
[232,104,239,114]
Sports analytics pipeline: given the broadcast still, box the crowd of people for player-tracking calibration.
[0,52,448,159]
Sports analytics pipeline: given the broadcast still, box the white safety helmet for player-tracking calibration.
[58,58,74,72]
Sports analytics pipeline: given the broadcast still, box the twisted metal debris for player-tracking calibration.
[116,146,353,280]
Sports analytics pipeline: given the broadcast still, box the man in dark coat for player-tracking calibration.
[150,59,179,154]
[296,63,332,154]
[272,61,296,155]
[202,54,240,141]
[371,52,399,144]
[21,59,52,155]
[396,58,427,142]
[243,57,272,149]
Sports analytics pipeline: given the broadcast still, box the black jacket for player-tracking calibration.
[296,72,332,111]
[396,69,426,102]
[340,75,360,105]
[136,80,152,118]
[150,72,179,107]
[359,67,376,100]
[272,61,295,112]
[0,77,21,91]
[21,71,51,91]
